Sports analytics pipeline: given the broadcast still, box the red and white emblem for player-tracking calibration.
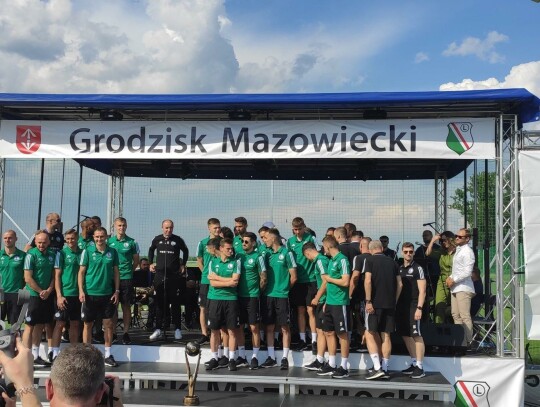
[16,125,41,154]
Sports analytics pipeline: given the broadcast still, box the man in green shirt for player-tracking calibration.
[108,217,140,345]
[205,238,241,371]
[301,242,329,372]
[196,218,221,345]
[260,228,297,370]
[50,229,82,360]
[78,227,120,367]
[0,230,26,325]
[319,235,351,379]
[77,218,96,250]
[236,232,267,370]
[22,230,56,367]
[287,217,320,352]
[232,216,248,254]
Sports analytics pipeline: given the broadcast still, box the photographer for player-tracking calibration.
[0,337,124,407]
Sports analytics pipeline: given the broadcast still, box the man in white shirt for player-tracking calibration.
[446,228,475,346]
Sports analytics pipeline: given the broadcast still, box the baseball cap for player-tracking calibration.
[262,221,275,228]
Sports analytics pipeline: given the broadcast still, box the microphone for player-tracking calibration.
[422,222,435,226]
[80,214,91,219]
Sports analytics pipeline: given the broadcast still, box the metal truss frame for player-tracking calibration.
[435,171,447,233]
[107,168,124,233]
[0,159,5,235]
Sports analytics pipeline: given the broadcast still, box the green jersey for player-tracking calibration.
[108,235,140,280]
[313,253,329,304]
[196,237,213,284]
[57,246,81,297]
[207,256,241,301]
[0,248,26,293]
[80,245,119,296]
[233,235,245,255]
[238,249,266,298]
[287,233,319,283]
[24,247,56,297]
[78,236,95,251]
[322,252,350,306]
[265,246,297,298]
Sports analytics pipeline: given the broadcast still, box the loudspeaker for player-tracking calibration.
[422,323,467,348]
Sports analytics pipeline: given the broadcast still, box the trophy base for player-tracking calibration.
[184,395,200,406]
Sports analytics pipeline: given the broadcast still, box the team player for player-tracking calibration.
[0,230,26,325]
[205,238,241,371]
[50,229,82,360]
[236,232,267,370]
[364,240,402,380]
[317,236,351,379]
[24,213,64,253]
[196,218,221,344]
[260,228,297,370]
[301,242,329,372]
[287,217,319,351]
[77,219,96,250]
[108,217,140,345]
[78,227,120,367]
[22,230,56,367]
[233,217,248,254]
[397,242,427,379]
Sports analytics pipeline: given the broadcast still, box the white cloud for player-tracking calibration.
[443,31,508,63]
[439,60,540,97]
[414,52,429,64]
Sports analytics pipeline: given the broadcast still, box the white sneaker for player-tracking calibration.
[175,329,182,340]
[149,329,162,340]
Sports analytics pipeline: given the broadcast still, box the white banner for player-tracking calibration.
[0,118,495,159]
[519,150,540,340]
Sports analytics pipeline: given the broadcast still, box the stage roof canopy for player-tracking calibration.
[1,88,538,180]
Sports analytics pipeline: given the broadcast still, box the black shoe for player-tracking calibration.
[104,355,118,367]
[332,366,349,379]
[228,359,237,371]
[317,363,336,376]
[48,351,53,364]
[122,332,131,345]
[382,370,391,379]
[236,357,249,368]
[260,356,277,368]
[401,364,415,375]
[197,335,210,345]
[312,342,317,355]
[411,366,426,379]
[295,340,308,351]
[304,359,324,371]
[250,357,259,370]
[206,358,219,370]
[217,356,229,368]
[280,358,289,370]
[34,356,51,368]
[366,369,385,380]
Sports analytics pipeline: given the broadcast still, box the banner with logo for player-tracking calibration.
[0,118,495,159]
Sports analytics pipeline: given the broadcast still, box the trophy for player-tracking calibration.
[183,341,202,406]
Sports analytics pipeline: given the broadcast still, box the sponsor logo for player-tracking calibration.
[454,380,490,407]
[408,268,413,274]
[248,258,254,264]
[228,263,234,269]
[14,256,20,261]
[124,242,129,248]
[171,241,176,246]
[16,125,41,154]
[279,254,285,260]
[447,122,474,156]
[106,252,112,258]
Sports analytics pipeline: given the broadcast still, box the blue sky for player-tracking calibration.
[0,0,538,95]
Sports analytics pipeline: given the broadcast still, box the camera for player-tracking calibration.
[0,289,30,359]
[98,377,115,407]
[0,380,15,407]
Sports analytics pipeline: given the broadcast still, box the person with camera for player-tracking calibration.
[0,230,26,326]
[0,337,125,407]
[78,227,120,367]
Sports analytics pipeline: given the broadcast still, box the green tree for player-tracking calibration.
[449,171,496,245]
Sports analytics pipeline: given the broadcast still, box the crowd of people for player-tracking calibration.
[0,212,478,384]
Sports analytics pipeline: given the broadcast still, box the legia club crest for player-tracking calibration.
[447,122,474,155]
[454,381,490,407]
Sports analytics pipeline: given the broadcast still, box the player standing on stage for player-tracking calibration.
[236,232,267,370]
[24,213,64,253]
[78,227,120,367]
[233,217,248,255]
[108,217,140,345]
[260,228,297,370]
[22,230,56,367]
[364,240,402,380]
[0,230,26,325]
[50,229,82,360]
[77,218,96,250]
[196,218,221,344]
[148,219,189,341]
[317,236,351,379]
[397,242,427,379]
[205,238,241,371]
